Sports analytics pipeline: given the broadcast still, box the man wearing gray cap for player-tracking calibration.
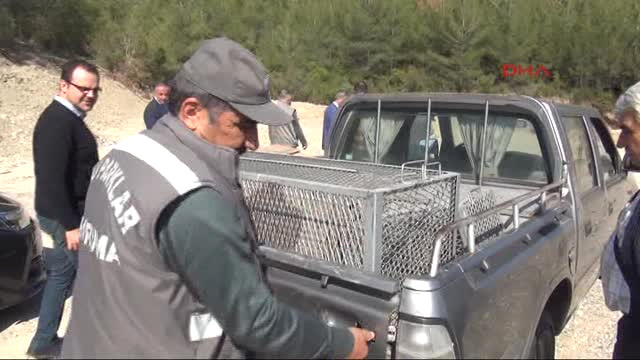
[61,37,373,359]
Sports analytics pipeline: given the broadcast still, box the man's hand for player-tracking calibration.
[347,327,375,359]
[65,228,80,251]
[302,143,308,150]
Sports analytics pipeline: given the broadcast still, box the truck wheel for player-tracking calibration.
[529,310,555,359]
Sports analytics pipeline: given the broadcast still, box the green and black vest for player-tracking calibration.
[62,115,258,358]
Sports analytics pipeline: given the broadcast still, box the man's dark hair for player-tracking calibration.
[60,59,99,82]
[612,84,623,99]
[156,81,171,89]
[353,80,368,94]
[168,74,230,120]
[335,90,348,100]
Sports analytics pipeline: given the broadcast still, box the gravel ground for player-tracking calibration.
[556,282,621,358]
[0,50,631,359]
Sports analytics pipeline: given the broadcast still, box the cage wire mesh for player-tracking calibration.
[239,152,459,281]
[459,188,503,246]
[242,180,367,268]
[239,152,440,188]
[380,179,458,279]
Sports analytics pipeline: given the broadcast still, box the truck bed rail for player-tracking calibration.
[429,179,567,277]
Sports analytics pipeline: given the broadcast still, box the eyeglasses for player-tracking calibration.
[67,81,102,95]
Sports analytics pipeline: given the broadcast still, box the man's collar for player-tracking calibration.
[332,101,340,107]
[154,115,240,186]
[153,97,164,104]
[54,96,86,119]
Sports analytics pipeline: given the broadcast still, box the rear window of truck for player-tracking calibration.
[336,106,549,184]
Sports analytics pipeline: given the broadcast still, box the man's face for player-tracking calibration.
[155,86,171,104]
[617,110,640,163]
[282,95,292,106]
[180,98,258,154]
[59,67,100,112]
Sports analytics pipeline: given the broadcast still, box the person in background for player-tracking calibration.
[268,89,308,150]
[61,37,374,359]
[601,81,640,359]
[143,81,171,129]
[322,91,348,151]
[28,59,101,359]
[353,80,368,95]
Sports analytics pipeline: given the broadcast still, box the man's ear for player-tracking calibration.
[179,97,204,130]
[59,80,69,94]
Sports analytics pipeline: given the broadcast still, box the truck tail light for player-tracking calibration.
[396,320,456,359]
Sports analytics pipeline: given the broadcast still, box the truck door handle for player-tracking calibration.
[585,220,593,236]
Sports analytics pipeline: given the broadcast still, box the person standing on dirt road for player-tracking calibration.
[28,59,100,359]
[61,37,374,359]
[601,81,640,359]
[268,89,308,150]
[143,81,171,129]
[322,90,348,151]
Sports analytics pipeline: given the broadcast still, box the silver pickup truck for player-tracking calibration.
[239,93,636,359]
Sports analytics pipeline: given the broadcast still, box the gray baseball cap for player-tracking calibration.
[176,37,290,126]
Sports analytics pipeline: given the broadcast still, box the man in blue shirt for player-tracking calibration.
[322,91,348,151]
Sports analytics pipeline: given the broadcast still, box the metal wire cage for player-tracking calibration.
[459,188,503,248]
[239,152,459,281]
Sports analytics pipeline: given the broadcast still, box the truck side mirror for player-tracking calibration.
[622,153,640,173]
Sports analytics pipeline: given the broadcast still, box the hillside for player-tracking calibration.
[0,53,147,166]
[0,50,328,173]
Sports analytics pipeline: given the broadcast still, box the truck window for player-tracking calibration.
[563,116,598,193]
[589,117,619,182]
[444,114,547,183]
[337,108,405,164]
[337,106,548,183]
[337,107,444,165]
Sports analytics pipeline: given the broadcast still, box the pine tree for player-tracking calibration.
[425,0,495,92]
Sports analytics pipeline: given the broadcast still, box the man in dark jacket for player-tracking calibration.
[61,38,374,359]
[28,59,100,359]
[322,91,348,151]
[143,82,171,129]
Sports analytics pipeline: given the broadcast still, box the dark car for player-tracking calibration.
[0,192,45,310]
